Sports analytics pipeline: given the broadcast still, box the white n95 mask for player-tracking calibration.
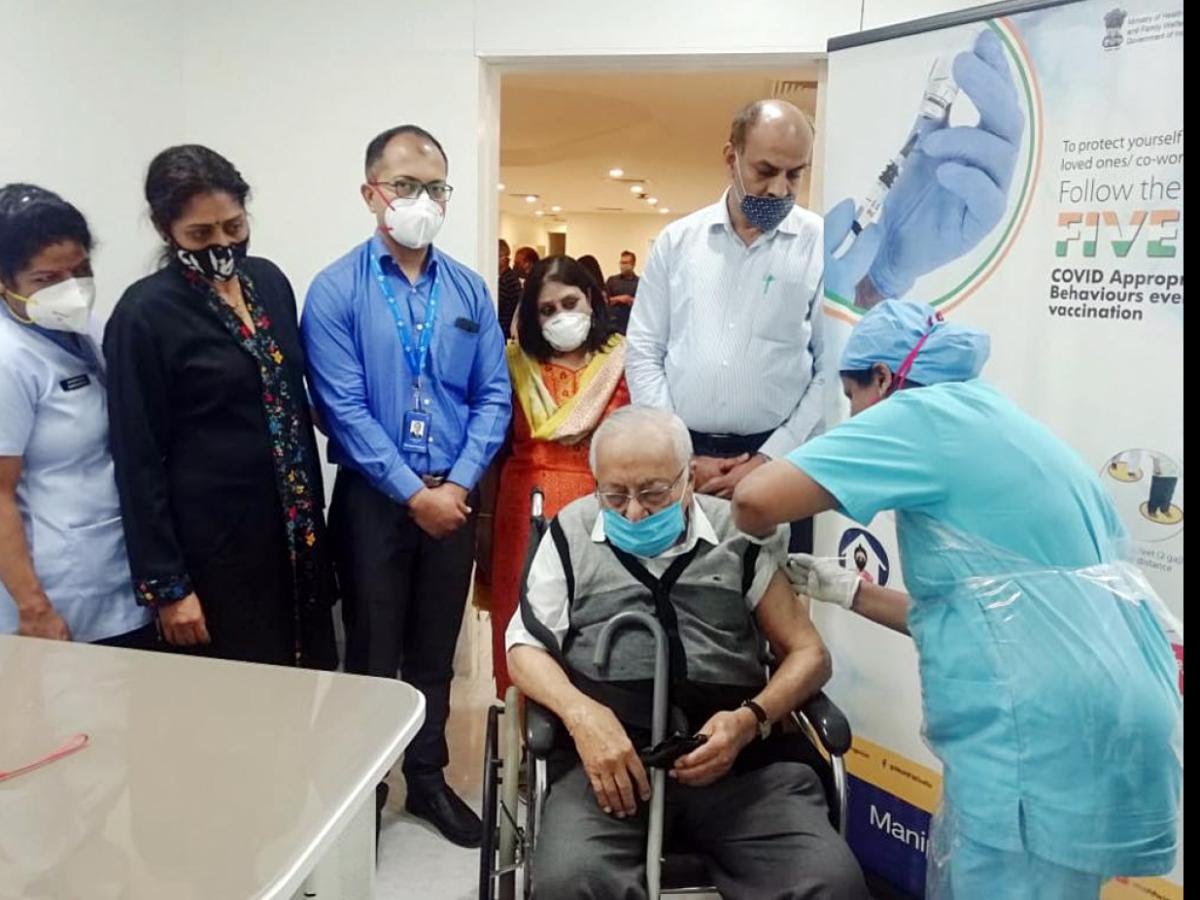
[541,310,592,352]
[19,277,96,334]
[384,195,445,250]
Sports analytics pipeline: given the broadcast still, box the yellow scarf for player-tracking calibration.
[509,334,625,444]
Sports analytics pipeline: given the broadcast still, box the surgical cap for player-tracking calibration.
[840,300,991,385]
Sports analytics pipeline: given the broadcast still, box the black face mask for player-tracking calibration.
[172,238,249,282]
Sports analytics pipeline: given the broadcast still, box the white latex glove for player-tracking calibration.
[785,554,862,610]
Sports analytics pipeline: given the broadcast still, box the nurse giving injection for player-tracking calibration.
[732,300,1181,899]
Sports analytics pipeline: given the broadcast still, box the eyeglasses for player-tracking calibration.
[370,177,454,202]
[597,467,687,513]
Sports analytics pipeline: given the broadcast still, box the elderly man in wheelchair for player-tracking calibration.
[502,406,868,899]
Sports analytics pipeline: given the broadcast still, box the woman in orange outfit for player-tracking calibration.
[477,256,628,696]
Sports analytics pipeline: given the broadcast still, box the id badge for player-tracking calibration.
[402,410,432,454]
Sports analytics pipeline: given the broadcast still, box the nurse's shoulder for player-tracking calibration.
[896,378,1010,421]
[0,314,54,395]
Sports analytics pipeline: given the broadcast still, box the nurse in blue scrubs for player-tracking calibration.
[733,300,1181,899]
[0,184,153,647]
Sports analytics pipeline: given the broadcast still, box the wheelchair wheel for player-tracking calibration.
[497,687,522,900]
[480,692,526,900]
[479,703,502,900]
[523,734,543,899]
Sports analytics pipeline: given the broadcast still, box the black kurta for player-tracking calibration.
[104,257,336,667]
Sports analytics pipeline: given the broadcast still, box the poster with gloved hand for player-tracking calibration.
[818,1,1182,897]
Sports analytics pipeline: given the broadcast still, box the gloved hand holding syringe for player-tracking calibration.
[824,30,1025,306]
[834,53,959,257]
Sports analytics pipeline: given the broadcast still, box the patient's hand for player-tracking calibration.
[670,709,757,787]
[564,698,651,818]
[692,454,748,494]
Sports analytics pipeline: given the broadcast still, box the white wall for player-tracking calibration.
[3,0,988,313]
[475,1,861,56]
[177,0,483,306]
[0,0,183,318]
[499,212,552,258]
[861,0,984,29]
[560,213,672,277]
[500,211,677,282]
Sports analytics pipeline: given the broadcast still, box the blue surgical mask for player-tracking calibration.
[603,501,686,558]
[734,151,795,233]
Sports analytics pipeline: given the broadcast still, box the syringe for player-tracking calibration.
[833,53,960,258]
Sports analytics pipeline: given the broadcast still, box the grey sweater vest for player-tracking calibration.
[553,495,767,704]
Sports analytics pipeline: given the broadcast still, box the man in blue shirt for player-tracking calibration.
[301,125,511,848]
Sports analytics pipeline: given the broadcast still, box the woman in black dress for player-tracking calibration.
[104,145,336,667]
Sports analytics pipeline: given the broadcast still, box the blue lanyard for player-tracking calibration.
[370,253,440,390]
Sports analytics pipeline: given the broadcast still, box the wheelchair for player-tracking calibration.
[479,491,855,899]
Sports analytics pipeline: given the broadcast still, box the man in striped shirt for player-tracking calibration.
[626,99,823,551]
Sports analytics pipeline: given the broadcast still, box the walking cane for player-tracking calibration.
[594,611,669,900]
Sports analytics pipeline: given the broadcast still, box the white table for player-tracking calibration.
[0,635,424,899]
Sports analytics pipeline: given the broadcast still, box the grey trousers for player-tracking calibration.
[532,761,868,900]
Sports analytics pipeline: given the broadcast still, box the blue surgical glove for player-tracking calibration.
[823,197,883,305]
[866,28,1025,300]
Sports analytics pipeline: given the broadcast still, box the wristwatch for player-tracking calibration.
[739,699,771,741]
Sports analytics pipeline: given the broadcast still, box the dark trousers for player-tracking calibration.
[329,467,477,790]
[690,430,814,554]
[533,762,867,900]
[94,622,161,651]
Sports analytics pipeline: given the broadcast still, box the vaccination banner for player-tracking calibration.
[819,1,1183,896]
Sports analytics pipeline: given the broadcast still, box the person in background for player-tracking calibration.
[475,255,628,697]
[605,249,639,336]
[497,239,522,339]
[514,246,539,284]
[576,254,606,298]
[105,147,337,668]
[301,124,510,848]
[510,247,541,339]
[0,184,154,648]
[625,99,823,552]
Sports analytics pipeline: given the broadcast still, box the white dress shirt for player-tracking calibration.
[505,497,788,653]
[625,191,826,459]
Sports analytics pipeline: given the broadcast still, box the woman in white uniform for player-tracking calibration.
[0,183,154,647]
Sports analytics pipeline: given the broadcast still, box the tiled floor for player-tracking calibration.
[375,609,494,900]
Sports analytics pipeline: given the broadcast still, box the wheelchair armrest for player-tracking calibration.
[795,691,852,757]
[525,699,565,758]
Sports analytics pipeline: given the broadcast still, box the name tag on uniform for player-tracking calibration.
[60,374,91,391]
[401,410,431,454]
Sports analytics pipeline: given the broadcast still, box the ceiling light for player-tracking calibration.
[608,168,624,178]
[550,205,562,213]
[534,210,545,217]
[629,184,644,194]
[660,208,671,214]
[525,195,538,204]
[497,182,506,191]
[646,197,659,206]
